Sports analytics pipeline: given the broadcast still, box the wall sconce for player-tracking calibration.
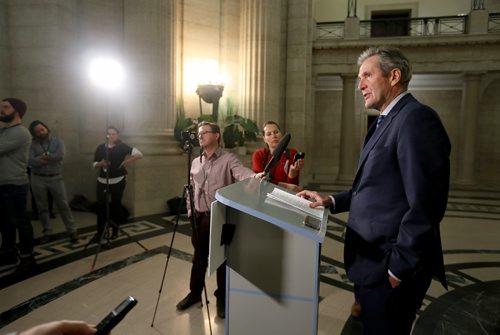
[196,84,224,122]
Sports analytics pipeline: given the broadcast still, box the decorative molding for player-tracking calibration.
[315,74,463,91]
[313,34,500,49]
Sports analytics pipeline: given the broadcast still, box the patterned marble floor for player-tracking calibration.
[0,203,499,334]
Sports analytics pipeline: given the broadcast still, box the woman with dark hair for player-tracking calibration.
[91,126,143,242]
[252,121,304,190]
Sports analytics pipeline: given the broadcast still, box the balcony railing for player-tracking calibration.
[316,14,500,39]
[317,22,344,39]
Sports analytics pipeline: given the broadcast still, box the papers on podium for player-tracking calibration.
[266,188,324,220]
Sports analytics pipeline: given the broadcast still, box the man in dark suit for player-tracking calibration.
[299,46,450,334]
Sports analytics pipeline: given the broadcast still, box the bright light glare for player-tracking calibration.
[184,58,227,94]
[88,57,125,92]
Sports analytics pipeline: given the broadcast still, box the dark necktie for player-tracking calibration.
[376,115,386,128]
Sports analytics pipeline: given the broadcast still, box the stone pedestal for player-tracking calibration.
[468,10,488,35]
[344,16,360,39]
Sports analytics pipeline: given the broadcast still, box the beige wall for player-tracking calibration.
[0,0,9,95]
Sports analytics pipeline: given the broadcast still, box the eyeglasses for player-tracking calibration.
[198,131,214,137]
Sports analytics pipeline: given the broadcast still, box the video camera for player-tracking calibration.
[181,131,197,142]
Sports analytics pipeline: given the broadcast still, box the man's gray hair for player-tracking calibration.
[358,46,412,88]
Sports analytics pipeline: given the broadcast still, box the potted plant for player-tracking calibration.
[220,98,259,153]
[222,114,259,154]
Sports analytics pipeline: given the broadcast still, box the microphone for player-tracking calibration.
[264,133,291,175]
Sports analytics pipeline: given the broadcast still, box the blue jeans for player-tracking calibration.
[0,184,34,256]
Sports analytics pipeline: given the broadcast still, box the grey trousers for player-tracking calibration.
[31,174,77,235]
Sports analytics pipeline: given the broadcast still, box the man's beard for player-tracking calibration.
[36,132,49,140]
[0,113,15,123]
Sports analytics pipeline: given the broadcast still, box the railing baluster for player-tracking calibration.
[315,14,499,40]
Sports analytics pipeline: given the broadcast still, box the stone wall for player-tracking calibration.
[0,0,9,95]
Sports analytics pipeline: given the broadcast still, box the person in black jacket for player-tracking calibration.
[90,126,143,242]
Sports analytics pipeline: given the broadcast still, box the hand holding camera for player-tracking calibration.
[39,151,50,162]
[292,152,305,170]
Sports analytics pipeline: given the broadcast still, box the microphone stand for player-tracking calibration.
[150,139,213,335]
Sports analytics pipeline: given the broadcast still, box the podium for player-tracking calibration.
[209,178,327,335]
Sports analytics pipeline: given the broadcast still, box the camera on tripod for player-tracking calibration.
[181,130,199,152]
[181,130,197,142]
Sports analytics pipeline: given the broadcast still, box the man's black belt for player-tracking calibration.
[33,172,60,177]
[195,211,211,217]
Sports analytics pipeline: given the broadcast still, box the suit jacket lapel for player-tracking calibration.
[355,94,414,178]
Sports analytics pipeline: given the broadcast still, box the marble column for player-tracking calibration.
[456,72,482,185]
[337,74,357,181]
[239,0,281,125]
[123,0,174,132]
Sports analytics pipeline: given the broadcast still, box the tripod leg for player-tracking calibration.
[151,186,187,327]
[89,214,112,272]
[107,220,149,252]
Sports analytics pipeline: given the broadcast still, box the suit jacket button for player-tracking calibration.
[353,191,357,196]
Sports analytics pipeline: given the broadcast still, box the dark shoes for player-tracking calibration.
[216,299,225,319]
[39,235,52,244]
[14,255,37,278]
[69,232,79,243]
[176,293,202,311]
[176,293,225,318]
[0,252,19,270]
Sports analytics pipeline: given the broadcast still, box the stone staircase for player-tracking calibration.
[306,182,500,221]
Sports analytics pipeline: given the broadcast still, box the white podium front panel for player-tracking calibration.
[212,178,326,335]
[226,209,320,335]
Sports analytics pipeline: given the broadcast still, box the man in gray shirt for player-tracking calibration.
[0,98,36,274]
[29,120,79,244]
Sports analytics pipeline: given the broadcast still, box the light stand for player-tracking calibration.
[84,56,147,271]
[150,138,213,334]
[196,84,224,122]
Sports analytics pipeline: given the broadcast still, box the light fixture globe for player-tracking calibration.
[196,84,224,122]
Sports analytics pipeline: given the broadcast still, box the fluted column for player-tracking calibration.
[456,72,482,185]
[337,74,357,181]
[239,0,281,125]
[123,0,174,132]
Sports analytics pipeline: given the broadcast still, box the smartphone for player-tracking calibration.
[95,296,138,335]
[293,152,305,163]
[303,215,321,230]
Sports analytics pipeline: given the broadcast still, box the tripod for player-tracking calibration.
[85,133,148,272]
[150,139,213,334]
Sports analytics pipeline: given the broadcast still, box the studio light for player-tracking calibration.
[88,56,125,92]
